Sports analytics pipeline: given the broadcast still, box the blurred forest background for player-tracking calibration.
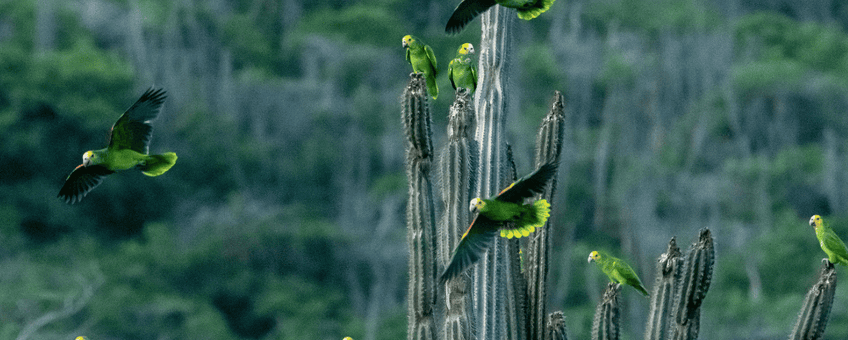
[2,0,848,339]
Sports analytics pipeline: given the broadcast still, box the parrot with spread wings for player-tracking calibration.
[58,88,177,204]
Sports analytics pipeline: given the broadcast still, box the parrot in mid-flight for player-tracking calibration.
[588,250,649,297]
[809,215,848,266]
[439,161,558,284]
[402,35,439,100]
[58,88,177,204]
[448,43,477,94]
[445,0,556,34]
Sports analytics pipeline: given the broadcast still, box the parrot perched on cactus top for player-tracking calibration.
[445,0,556,33]
[402,35,439,100]
[809,215,848,266]
[58,88,177,204]
[589,250,649,297]
[448,43,477,94]
[439,161,557,284]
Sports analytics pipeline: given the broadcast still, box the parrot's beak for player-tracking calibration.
[809,216,816,227]
[402,41,409,49]
[587,256,594,263]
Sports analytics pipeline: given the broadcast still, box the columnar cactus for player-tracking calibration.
[592,283,621,340]
[526,91,566,340]
[403,73,438,340]
[788,260,837,340]
[644,238,683,340]
[546,311,568,340]
[439,88,478,340]
[671,228,714,340]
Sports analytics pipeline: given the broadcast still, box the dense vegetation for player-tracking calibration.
[2,0,848,339]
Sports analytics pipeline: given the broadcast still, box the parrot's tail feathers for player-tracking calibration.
[516,0,556,20]
[499,199,550,239]
[636,285,650,297]
[427,76,439,100]
[140,152,177,176]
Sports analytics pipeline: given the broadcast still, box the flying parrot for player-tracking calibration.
[402,35,439,100]
[448,43,477,94]
[58,88,177,204]
[809,215,848,266]
[445,0,556,34]
[588,250,650,297]
[439,161,557,284]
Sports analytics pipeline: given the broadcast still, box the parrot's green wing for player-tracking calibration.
[445,0,497,34]
[57,164,115,204]
[495,161,557,203]
[448,59,457,90]
[108,88,167,154]
[821,227,848,265]
[515,0,556,20]
[612,259,650,296]
[440,215,500,284]
[424,45,438,77]
[448,58,477,93]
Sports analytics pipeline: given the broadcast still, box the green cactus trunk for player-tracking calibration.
[592,283,621,340]
[671,228,714,340]
[644,238,683,340]
[403,74,438,340]
[789,260,837,340]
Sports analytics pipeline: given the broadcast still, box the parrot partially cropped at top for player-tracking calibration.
[589,250,649,297]
[439,161,557,284]
[445,0,556,33]
[448,43,477,94]
[58,88,177,204]
[402,35,439,100]
[809,215,848,266]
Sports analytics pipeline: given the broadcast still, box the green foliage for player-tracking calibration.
[296,4,405,46]
[583,0,720,35]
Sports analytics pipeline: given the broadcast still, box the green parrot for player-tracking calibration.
[445,0,556,33]
[588,250,649,297]
[448,43,477,94]
[58,88,177,204]
[439,161,557,284]
[402,35,439,100]
[809,215,848,266]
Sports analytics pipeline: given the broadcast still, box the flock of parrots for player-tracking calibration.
[57,0,848,301]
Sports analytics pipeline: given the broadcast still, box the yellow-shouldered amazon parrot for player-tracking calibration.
[448,43,477,94]
[402,35,439,100]
[809,215,848,266]
[440,161,557,284]
[445,0,556,33]
[588,250,649,296]
[58,88,177,204]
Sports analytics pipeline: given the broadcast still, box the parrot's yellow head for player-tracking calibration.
[588,251,601,263]
[402,35,414,49]
[810,214,824,228]
[469,197,485,213]
[82,151,95,166]
[459,43,475,55]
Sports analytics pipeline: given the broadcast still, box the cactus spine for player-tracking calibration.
[592,283,621,340]
[644,238,683,340]
[403,73,438,340]
[546,311,568,340]
[789,260,837,340]
[439,88,477,340]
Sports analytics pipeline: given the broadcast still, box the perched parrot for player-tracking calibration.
[58,88,177,204]
[448,43,477,94]
[445,0,556,33]
[439,161,557,284]
[402,35,439,100]
[588,250,649,297]
[809,215,848,266]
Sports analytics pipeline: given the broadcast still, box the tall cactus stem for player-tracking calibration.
[789,260,837,340]
[403,74,438,340]
[439,88,477,340]
[527,90,566,340]
[644,237,683,340]
[672,228,714,340]
[471,4,516,340]
[592,283,621,340]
